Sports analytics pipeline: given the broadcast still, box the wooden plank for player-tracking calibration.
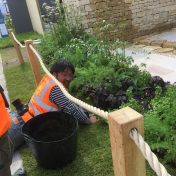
[108,107,146,176]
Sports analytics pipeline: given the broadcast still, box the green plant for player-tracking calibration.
[69,63,115,97]
[144,85,176,165]
[94,20,116,42]
[5,15,13,29]
[37,33,58,66]
[38,3,87,65]
[120,89,142,112]
[42,2,60,25]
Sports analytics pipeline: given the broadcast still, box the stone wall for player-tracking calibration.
[62,0,176,40]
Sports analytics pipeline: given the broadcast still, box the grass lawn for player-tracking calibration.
[4,63,36,106]
[0,47,28,68]
[4,62,174,176]
[4,63,114,175]
[0,31,42,49]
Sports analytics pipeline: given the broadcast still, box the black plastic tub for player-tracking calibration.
[22,111,78,169]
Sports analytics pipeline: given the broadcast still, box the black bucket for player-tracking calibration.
[22,111,78,169]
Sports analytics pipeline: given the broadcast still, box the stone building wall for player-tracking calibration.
[62,0,95,33]
[62,0,176,40]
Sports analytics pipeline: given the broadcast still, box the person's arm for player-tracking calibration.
[49,86,97,124]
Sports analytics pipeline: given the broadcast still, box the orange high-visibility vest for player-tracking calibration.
[0,93,11,137]
[22,75,58,122]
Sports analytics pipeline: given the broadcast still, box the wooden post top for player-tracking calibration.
[108,107,145,176]
[109,106,143,126]
[8,28,13,33]
[25,40,33,46]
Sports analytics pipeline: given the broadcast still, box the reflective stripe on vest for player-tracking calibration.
[28,102,40,116]
[39,79,53,98]
[33,94,57,113]
[24,75,58,118]
[0,94,11,136]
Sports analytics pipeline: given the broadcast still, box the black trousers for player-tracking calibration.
[0,132,14,176]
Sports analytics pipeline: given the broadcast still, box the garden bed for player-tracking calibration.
[2,3,176,175]
[37,5,176,174]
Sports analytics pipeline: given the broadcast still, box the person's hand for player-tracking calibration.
[88,114,98,124]
[83,114,98,124]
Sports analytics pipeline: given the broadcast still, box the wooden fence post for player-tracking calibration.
[25,40,42,85]
[8,29,24,64]
[108,107,146,176]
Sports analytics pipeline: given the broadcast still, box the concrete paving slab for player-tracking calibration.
[139,38,153,45]
[127,45,162,54]
[154,48,174,53]
[161,72,176,84]
[133,44,146,48]
[150,40,166,47]
[163,41,176,49]
[147,64,174,76]
[117,48,150,60]
[117,45,176,84]
[135,28,176,48]
[143,46,162,53]
[132,53,176,83]
[148,30,176,42]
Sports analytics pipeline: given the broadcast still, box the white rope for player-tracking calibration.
[130,129,171,176]
[11,32,26,48]
[29,44,109,120]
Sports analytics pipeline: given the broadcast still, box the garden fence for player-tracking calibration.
[8,29,25,64]
[8,30,42,85]
[9,31,171,176]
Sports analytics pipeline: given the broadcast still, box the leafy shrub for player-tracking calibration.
[144,85,176,165]
[38,1,87,66]
[37,33,58,66]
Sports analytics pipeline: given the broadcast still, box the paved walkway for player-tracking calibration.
[134,53,176,84]
[148,28,176,42]
[120,28,176,84]
[122,45,176,84]
[134,28,176,49]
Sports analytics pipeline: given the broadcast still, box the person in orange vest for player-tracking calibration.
[0,85,26,176]
[8,59,97,150]
[0,86,13,176]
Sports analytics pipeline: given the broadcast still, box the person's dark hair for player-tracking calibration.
[50,60,75,74]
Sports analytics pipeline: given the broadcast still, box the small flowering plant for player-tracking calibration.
[41,2,60,32]
[42,2,60,23]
